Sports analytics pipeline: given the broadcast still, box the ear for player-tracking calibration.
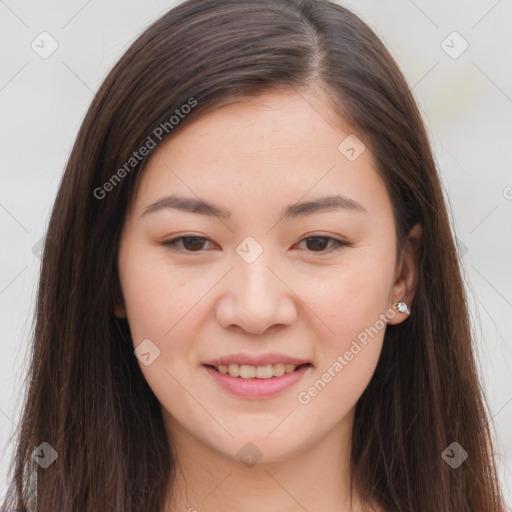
[114,303,127,318]
[387,222,422,325]
[112,282,127,318]
[112,268,127,318]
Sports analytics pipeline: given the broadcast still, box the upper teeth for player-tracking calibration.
[215,363,300,379]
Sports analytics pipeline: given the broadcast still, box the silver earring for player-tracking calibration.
[396,301,410,315]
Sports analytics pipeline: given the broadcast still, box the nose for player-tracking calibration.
[215,255,297,335]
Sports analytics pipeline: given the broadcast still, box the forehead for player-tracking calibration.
[130,89,391,223]
[163,89,353,162]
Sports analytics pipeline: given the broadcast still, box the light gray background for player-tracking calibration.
[1,0,511,506]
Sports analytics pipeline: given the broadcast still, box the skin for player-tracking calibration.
[115,87,421,512]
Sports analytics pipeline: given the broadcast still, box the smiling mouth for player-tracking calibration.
[204,362,312,379]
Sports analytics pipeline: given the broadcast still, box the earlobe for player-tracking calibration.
[387,223,422,325]
[395,301,411,315]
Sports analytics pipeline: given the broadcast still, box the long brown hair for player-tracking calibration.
[2,1,507,511]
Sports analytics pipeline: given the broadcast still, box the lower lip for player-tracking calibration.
[203,364,311,398]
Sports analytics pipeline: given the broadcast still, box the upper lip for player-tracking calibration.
[203,353,312,367]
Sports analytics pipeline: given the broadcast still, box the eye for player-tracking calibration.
[162,235,214,252]
[162,234,349,254]
[296,235,349,253]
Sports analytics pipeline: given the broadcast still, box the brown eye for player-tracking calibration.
[162,235,348,254]
[163,236,213,252]
[299,236,348,253]
[306,236,329,251]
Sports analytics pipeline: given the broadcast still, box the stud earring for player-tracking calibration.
[396,301,410,315]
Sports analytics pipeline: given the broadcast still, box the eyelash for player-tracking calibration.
[161,234,349,254]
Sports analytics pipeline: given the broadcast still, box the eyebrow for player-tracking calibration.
[141,193,367,221]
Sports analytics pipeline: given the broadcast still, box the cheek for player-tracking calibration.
[297,246,394,405]
[118,241,207,340]
[306,252,395,347]
[297,339,382,428]
[297,272,388,415]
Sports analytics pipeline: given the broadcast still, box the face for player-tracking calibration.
[116,88,416,464]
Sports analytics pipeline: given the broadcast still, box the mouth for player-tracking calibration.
[203,362,312,379]
[203,362,312,398]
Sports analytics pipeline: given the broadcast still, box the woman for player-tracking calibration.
[2,0,508,511]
